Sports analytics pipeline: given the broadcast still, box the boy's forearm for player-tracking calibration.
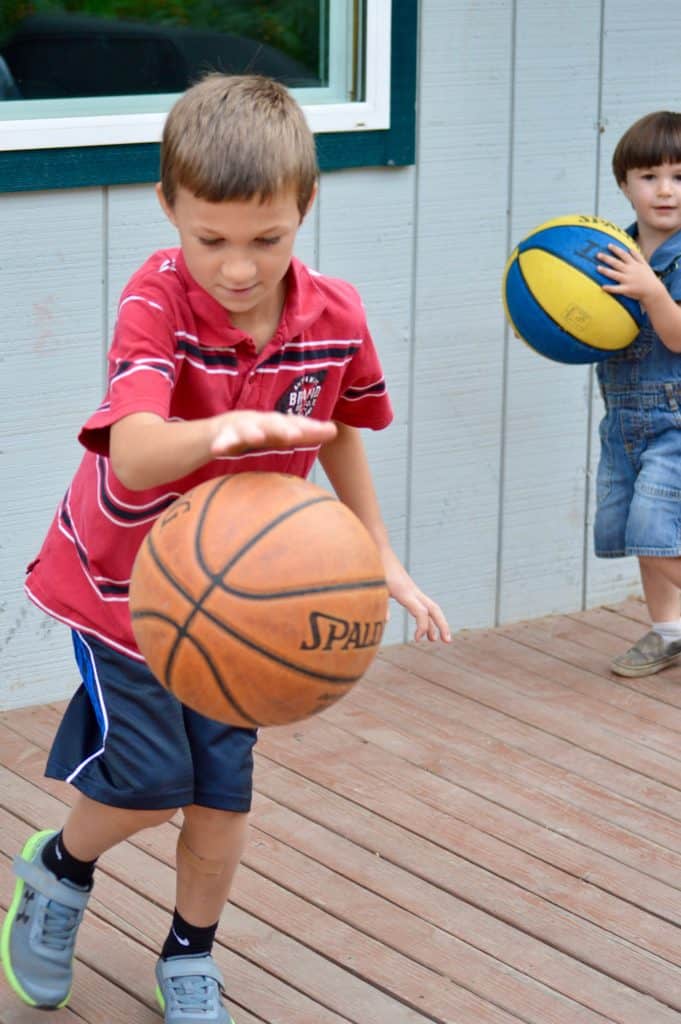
[110,412,216,490]
[317,423,391,553]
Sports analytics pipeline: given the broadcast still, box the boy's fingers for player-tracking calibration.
[410,594,450,643]
[432,606,451,642]
[212,415,336,455]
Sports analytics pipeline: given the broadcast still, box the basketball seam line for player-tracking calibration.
[131,606,364,686]
[515,244,638,344]
[132,607,260,725]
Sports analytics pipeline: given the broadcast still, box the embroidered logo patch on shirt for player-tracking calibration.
[276,371,328,416]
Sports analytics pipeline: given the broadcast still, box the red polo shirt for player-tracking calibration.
[25,250,393,658]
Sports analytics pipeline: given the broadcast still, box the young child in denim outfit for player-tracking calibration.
[1,74,451,1023]
[595,111,681,677]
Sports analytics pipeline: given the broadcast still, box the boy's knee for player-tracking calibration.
[176,832,228,876]
[178,806,250,874]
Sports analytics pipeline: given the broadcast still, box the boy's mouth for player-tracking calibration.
[221,284,257,296]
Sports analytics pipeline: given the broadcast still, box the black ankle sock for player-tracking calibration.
[41,831,97,889]
[162,909,218,960]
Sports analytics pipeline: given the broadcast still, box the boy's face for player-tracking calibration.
[157,185,313,332]
[621,162,681,239]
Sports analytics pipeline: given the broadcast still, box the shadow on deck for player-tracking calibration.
[2,597,681,1024]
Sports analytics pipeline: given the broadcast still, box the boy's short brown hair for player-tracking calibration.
[612,110,681,184]
[160,73,318,217]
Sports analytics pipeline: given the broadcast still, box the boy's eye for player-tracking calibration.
[198,237,223,247]
[257,236,281,247]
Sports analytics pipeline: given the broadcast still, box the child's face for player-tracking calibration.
[621,162,681,238]
[158,185,311,329]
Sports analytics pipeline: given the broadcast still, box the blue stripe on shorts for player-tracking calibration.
[45,630,258,811]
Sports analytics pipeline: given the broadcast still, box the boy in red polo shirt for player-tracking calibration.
[1,74,450,1022]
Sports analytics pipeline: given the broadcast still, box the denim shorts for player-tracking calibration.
[46,631,258,811]
[595,386,681,557]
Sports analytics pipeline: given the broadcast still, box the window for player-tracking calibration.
[0,0,415,189]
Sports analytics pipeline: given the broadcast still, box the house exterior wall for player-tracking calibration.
[3,0,680,709]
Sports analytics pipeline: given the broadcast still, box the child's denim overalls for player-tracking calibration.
[595,226,681,557]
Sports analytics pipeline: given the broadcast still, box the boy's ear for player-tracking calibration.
[156,182,177,226]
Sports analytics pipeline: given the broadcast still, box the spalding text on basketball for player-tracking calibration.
[300,612,385,651]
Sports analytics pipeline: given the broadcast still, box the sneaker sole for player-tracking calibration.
[0,829,69,1010]
[611,655,681,677]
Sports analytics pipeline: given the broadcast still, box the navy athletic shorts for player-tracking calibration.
[45,631,258,811]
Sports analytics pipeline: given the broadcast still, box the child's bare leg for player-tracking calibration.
[175,806,249,927]
[2,795,176,1011]
[154,807,246,1020]
[639,555,681,621]
[62,793,176,861]
[612,556,681,676]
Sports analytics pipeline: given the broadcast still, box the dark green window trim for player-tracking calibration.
[0,0,415,193]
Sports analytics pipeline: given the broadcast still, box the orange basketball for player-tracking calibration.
[128,472,389,727]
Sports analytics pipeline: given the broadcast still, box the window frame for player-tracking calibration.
[0,0,416,192]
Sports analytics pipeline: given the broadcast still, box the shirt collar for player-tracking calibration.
[174,250,327,348]
[626,222,681,273]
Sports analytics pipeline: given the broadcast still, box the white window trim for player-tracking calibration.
[0,0,391,152]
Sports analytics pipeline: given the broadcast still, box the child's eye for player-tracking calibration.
[198,237,222,247]
[257,236,281,247]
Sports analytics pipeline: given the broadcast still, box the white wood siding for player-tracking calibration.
[3,0,681,708]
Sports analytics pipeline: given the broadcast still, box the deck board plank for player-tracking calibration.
[2,600,681,1023]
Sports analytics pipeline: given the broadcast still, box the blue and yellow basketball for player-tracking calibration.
[502,215,643,363]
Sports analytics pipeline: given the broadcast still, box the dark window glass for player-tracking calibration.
[0,1,329,101]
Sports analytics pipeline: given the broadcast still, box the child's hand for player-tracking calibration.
[597,244,664,305]
[382,548,451,643]
[211,411,337,456]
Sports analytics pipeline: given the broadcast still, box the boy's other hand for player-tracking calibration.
[598,244,664,305]
[382,548,451,643]
[211,411,337,457]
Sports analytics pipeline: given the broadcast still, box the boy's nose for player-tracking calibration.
[221,255,256,285]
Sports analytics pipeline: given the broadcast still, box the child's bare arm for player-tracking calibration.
[110,411,337,490]
[598,244,681,352]
[318,422,451,643]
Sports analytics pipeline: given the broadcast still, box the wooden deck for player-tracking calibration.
[3,597,681,1023]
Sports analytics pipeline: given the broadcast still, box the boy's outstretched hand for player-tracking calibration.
[212,411,337,456]
[381,547,451,643]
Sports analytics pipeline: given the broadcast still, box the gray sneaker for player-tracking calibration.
[155,954,234,1023]
[611,630,681,677]
[0,829,91,1009]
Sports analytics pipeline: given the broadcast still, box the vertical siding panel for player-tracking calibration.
[316,167,415,642]
[413,0,512,630]
[295,191,322,488]
[294,192,319,268]
[584,0,681,608]
[499,0,602,622]
[1,190,105,710]
[107,184,177,337]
